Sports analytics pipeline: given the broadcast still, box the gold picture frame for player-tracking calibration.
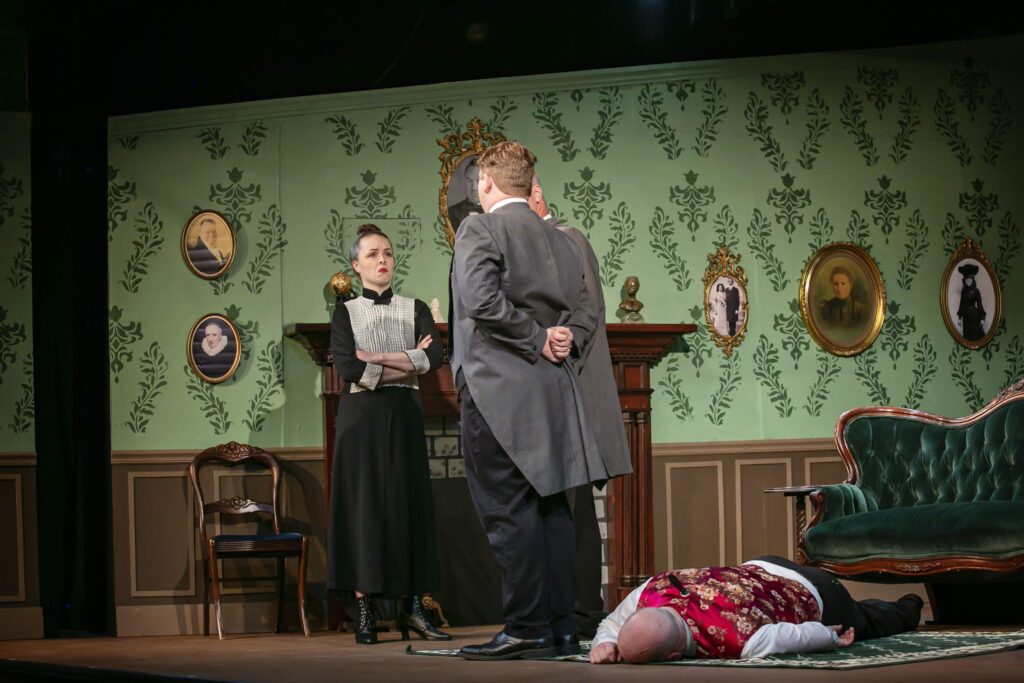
[187,313,242,384]
[702,245,748,356]
[182,210,235,280]
[940,237,1002,350]
[799,242,886,357]
[437,117,506,248]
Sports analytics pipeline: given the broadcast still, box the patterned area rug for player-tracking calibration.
[406,630,1024,669]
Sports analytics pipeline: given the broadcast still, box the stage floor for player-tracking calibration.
[2,625,1024,683]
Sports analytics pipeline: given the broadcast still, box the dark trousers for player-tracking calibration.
[752,555,921,640]
[570,484,606,638]
[460,388,576,639]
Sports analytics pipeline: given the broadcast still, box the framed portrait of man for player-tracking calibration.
[702,245,749,355]
[182,210,235,279]
[799,242,886,357]
[437,117,505,248]
[187,313,242,383]
[940,237,1002,349]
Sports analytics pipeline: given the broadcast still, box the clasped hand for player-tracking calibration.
[542,326,573,363]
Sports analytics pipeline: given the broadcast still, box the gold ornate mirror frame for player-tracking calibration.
[940,237,1002,350]
[437,117,506,248]
[702,245,749,356]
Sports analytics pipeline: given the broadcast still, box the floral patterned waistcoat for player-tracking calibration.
[637,565,820,658]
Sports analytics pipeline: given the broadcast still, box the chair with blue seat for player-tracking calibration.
[189,441,311,638]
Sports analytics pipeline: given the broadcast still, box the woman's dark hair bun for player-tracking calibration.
[355,223,384,238]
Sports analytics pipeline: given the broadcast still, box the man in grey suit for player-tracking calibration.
[451,141,604,661]
[528,174,632,639]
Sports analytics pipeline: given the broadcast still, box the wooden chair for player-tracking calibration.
[189,441,311,638]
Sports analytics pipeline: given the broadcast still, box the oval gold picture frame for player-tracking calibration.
[187,313,242,384]
[940,237,1002,350]
[182,210,235,280]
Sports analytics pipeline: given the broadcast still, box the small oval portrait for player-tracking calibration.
[444,154,483,238]
[187,314,241,383]
[800,242,885,356]
[941,238,1001,349]
[182,210,234,279]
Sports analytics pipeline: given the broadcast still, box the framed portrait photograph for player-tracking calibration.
[702,245,748,355]
[940,237,1002,349]
[187,313,241,384]
[182,210,235,279]
[437,117,505,247]
[799,242,886,357]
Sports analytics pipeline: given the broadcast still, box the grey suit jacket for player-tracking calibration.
[546,216,632,482]
[451,201,602,496]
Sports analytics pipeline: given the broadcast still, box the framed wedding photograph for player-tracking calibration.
[702,245,748,355]
[182,210,235,279]
[940,237,1002,349]
[187,313,241,383]
[799,242,886,357]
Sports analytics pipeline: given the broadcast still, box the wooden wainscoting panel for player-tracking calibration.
[735,460,792,562]
[128,472,195,597]
[0,475,25,602]
[664,462,725,569]
[805,456,847,486]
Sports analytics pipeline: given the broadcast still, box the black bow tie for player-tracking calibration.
[363,288,394,305]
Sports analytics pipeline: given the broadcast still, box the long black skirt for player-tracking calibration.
[326,386,441,597]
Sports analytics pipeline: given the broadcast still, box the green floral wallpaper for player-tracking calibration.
[106,37,1024,451]
[0,112,33,452]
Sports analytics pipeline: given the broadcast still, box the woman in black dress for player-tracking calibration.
[956,263,987,341]
[328,224,450,644]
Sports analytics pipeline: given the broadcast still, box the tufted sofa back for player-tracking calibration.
[841,397,1024,508]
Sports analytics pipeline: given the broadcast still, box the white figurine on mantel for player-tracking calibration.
[429,297,444,323]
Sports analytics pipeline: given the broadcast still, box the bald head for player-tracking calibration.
[618,607,691,663]
[528,172,548,218]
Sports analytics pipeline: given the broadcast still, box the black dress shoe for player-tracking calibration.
[458,632,557,661]
[554,634,581,656]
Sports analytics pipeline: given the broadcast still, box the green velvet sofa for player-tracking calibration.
[796,379,1024,622]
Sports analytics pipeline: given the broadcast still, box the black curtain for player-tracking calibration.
[29,3,114,637]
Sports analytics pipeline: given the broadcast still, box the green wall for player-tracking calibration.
[0,111,32,452]
[106,37,1024,451]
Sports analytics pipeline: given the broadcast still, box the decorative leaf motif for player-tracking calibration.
[761,72,804,122]
[958,178,999,240]
[941,212,967,255]
[244,340,284,432]
[746,208,788,291]
[648,207,691,292]
[983,90,1012,165]
[752,335,793,417]
[107,165,137,241]
[108,305,143,384]
[686,306,713,378]
[1003,336,1024,391]
[225,305,259,363]
[209,167,262,231]
[854,346,890,405]
[693,79,728,158]
[0,307,25,385]
[125,342,167,434]
[981,319,1007,371]
[244,204,288,295]
[839,87,879,166]
[995,212,1020,287]
[804,349,841,417]
[712,205,740,252]
[487,96,519,136]
[669,170,715,242]
[197,127,229,159]
[391,205,421,292]
[657,356,693,421]
[638,84,681,159]
[897,210,930,290]
[904,335,937,409]
[601,202,637,287]
[588,87,623,160]
[120,202,165,294]
[9,353,33,432]
[766,173,812,243]
[864,175,907,244]
[344,170,396,218]
[846,210,872,249]
[324,209,348,267]
[325,114,364,155]
[241,120,269,156]
[570,89,585,111]
[705,350,741,426]
[431,214,451,256]
[532,92,578,161]
[425,103,460,138]
[743,93,786,173]
[808,208,834,253]
[0,163,25,226]
[880,301,915,369]
[184,365,231,433]
[949,344,984,412]
[773,299,810,369]
[890,87,921,164]
[950,59,989,120]
[563,167,611,238]
[798,88,831,170]
[118,135,139,150]
[7,208,31,289]
[857,67,899,118]
[375,106,411,154]
[666,79,696,109]
[933,90,972,166]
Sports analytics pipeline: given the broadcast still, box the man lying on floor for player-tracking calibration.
[589,555,923,664]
